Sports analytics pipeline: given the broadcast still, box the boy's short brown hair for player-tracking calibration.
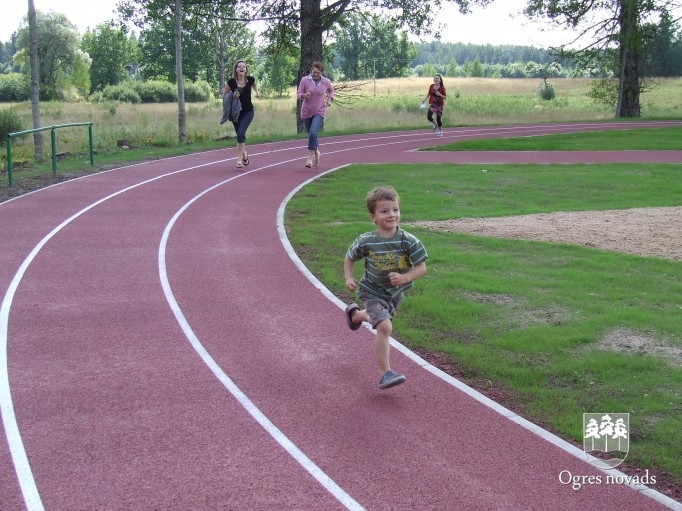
[366,186,400,213]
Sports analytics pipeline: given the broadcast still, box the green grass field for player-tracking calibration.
[2,76,681,183]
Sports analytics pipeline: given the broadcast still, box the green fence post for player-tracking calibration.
[88,123,94,166]
[6,135,13,187]
[51,127,57,176]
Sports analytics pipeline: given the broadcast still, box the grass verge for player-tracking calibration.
[284,161,682,496]
[434,126,682,151]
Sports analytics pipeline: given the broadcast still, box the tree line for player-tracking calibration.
[1,6,681,104]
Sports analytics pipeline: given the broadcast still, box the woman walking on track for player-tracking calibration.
[297,61,335,168]
[421,74,446,137]
[226,60,260,168]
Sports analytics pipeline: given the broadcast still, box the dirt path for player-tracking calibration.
[411,206,682,261]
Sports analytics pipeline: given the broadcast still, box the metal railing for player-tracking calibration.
[5,122,94,186]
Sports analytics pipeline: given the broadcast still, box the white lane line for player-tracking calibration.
[0,143,365,510]
[4,122,680,510]
[276,166,682,511]
[157,164,365,511]
[0,159,235,511]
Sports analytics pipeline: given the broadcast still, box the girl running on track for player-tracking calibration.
[343,186,428,389]
[421,74,446,137]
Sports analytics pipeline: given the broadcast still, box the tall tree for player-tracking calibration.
[333,14,416,80]
[15,11,82,100]
[523,0,681,117]
[643,10,682,76]
[27,0,43,161]
[174,0,187,143]
[82,22,139,93]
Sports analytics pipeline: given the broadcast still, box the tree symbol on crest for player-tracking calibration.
[584,414,628,452]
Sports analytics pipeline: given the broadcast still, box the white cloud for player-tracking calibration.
[436,0,580,47]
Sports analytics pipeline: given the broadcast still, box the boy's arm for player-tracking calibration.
[388,261,426,287]
[344,256,359,292]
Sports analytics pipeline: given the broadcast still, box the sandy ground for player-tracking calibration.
[411,206,682,262]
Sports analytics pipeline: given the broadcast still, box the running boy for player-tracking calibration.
[344,186,428,389]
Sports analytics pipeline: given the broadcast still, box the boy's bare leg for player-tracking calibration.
[350,308,370,326]
[374,319,393,374]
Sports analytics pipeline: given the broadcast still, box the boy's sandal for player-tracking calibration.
[345,303,362,331]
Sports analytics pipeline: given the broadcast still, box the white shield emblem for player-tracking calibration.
[583,413,629,469]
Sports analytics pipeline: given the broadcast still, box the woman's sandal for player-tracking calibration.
[345,303,362,331]
[314,150,320,167]
[305,159,312,168]
[242,151,249,166]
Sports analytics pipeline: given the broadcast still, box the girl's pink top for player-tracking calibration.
[297,74,335,119]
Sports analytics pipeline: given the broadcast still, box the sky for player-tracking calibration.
[0,0,584,48]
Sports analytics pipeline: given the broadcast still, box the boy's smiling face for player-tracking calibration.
[370,199,400,236]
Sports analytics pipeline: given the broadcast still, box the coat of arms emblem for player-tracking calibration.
[583,413,629,468]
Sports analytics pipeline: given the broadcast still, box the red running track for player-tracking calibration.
[2,122,682,511]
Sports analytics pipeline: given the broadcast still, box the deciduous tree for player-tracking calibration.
[523,0,681,117]
[82,22,139,93]
[27,0,43,161]
[15,11,82,101]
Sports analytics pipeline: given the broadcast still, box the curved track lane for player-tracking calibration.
[2,122,681,510]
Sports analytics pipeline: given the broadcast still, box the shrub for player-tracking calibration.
[0,73,30,102]
[537,81,556,101]
[97,79,213,104]
[0,107,25,141]
[101,84,142,103]
[131,80,177,103]
[587,78,619,108]
[185,80,213,102]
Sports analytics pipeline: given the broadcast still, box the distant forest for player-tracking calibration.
[410,41,575,78]
[408,39,682,78]
[415,41,558,68]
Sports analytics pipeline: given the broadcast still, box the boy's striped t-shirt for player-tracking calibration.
[347,228,428,300]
